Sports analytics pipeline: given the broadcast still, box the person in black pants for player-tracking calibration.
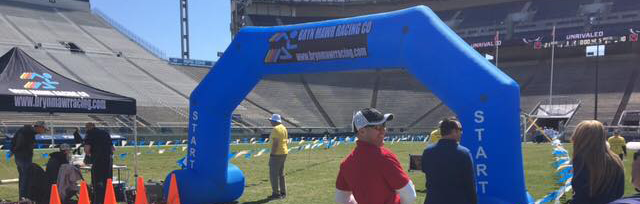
[10,121,47,201]
[421,118,477,204]
[83,123,114,204]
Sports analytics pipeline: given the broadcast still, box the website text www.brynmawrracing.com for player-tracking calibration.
[295,47,368,62]
[14,96,106,111]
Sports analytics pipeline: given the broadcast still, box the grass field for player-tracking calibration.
[0,142,636,203]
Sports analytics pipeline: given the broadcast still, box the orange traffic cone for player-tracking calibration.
[49,184,62,204]
[135,176,149,204]
[167,173,181,204]
[104,178,117,204]
[78,181,91,204]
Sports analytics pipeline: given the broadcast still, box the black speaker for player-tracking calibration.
[144,181,164,203]
[114,182,127,202]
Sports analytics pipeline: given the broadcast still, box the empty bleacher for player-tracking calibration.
[458,1,525,28]
[2,0,639,134]
[611,0,640,12]
[375,70,442,128]
[129,58,198,97]
[90,55,188,107]
[248,74,329,127]
[0,0,194,127]
[0,14,29,45]
[177,65,211,82]
[304,71,377,128]
[618,58,640,122]
[503,55,636,127]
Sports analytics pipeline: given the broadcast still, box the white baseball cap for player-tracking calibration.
[269,114,282,123]
[352,108,394,132]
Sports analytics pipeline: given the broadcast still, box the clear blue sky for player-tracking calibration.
[90,0,231,62]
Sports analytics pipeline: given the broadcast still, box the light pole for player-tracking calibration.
[590,17,600,120]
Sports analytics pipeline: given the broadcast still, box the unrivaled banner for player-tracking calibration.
[467,24,640,50]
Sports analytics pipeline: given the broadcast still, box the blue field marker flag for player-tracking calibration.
[5,151,11,163]
[177,157,186,169]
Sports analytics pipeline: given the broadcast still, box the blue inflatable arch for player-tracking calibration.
[167,6,526,204]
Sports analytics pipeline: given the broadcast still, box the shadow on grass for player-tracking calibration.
[244,158,335,188]
[241,197,275,204]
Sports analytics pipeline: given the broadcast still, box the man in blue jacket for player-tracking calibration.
[421,118,477,204]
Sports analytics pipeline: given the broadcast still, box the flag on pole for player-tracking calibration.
[485,54,494,61]
[494,31,500,66]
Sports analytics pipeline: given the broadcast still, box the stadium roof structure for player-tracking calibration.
[0,47,136,115]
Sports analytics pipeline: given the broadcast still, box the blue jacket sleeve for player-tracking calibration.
[463,150,478,204]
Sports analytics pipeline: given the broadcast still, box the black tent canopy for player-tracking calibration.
[0,47,136,115]
[0,47,141,176]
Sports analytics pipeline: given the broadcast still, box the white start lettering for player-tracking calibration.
[189,110,199,169]
[474,110,488,194]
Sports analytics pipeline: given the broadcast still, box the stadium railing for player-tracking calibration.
[91,8,168,60]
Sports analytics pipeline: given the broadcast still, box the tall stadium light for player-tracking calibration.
[180,0,190,59]
[588,16,605,120]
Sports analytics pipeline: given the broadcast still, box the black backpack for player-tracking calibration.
[27,163,48,204]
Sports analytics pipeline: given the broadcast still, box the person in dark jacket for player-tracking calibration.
[10,121,47,200]
[570,120,624,204]
[72,127,84,155]
[84,123,114,204]
[421,118,477,204]
[45,143,71,185]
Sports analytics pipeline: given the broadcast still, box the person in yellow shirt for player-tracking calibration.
[608,130,627,161]
[268,114,288,199]
[429,128,442,144]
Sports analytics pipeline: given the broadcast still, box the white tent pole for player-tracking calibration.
[133,115,139,183]
[49,113,54,146]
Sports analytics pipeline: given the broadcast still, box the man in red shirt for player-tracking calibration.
[335,108,417,204]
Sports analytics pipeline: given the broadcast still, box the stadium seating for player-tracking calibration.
[129,58,198,97]
[530,0,594,21]
[2,0,640,136]
[249,74,330,127]
[0,0,194,128]
[177,65,210,82]
[501,55,635,127]
[375,70,442,128]
[458,1,525,28]
[612,0,640,12]
[303,71,377,128]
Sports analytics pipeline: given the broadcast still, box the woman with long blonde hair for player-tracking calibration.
[570,120,625,204]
